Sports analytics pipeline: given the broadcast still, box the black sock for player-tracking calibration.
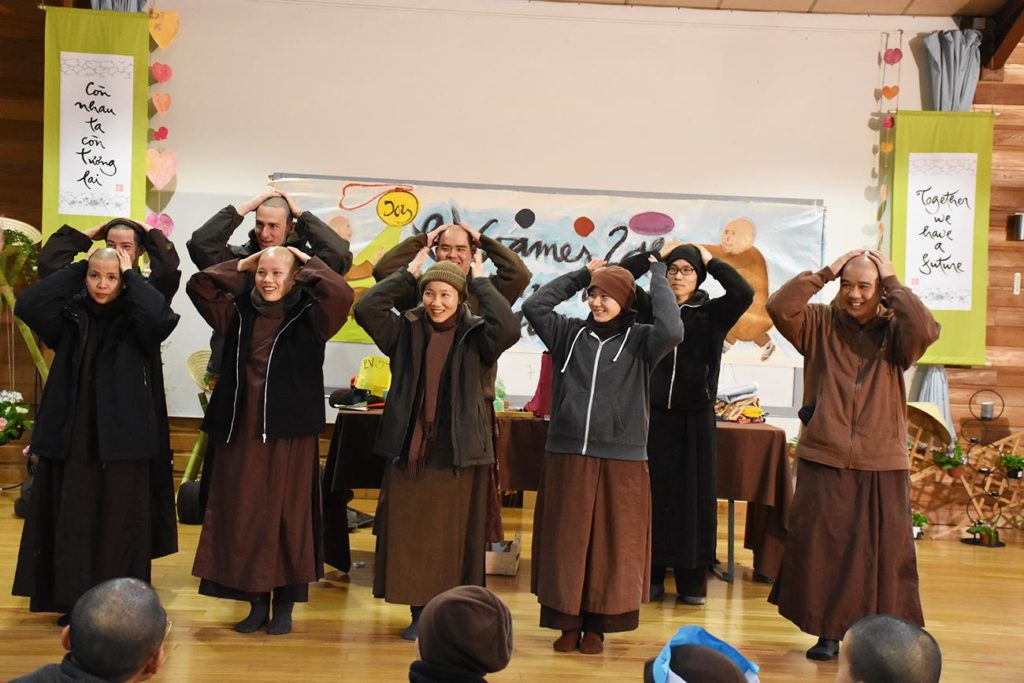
[233,594,270,633]
[267,593,294,636]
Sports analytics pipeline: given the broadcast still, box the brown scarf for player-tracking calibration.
[407,313,459,467]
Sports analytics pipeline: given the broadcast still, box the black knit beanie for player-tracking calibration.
[665,245,707,286]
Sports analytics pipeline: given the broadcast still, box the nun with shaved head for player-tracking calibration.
[765,248,940,662]
[13,246,180,624]
[186,245,353,635]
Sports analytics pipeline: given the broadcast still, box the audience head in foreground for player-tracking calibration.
[13,577,169,683]
[836,614,941,683]
[410,585,513,683]
[643,644,746,683]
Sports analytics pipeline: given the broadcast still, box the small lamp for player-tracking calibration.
[1009,213,1024,241]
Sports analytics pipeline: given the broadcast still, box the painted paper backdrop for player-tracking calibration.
[273,174,825,367]
[43,7,150,236]
[892,111,993,365]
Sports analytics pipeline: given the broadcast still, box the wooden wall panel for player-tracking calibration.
[963,86,1024,435]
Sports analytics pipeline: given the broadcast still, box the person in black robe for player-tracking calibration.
[12,248,179,623]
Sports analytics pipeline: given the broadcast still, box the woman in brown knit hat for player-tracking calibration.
[354,248,520,640]
[522,257,683,655]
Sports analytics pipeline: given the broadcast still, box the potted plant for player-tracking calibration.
[933,444,966,479]
[966,521,1000,546]
[1001,454,1024,480]
[0,390,32,445]
[912,511,928,540]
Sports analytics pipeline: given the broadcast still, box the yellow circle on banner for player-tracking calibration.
[376,190,419,227]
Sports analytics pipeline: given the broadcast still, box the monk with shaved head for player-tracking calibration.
[187,190,353,388]
[765,249,940,662]
[187,243,354,635]
[13,242,180,624]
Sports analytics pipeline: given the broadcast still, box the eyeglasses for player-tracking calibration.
[667,266,696,277]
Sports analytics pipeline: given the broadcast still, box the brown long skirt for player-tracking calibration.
[373,463,489,606]
[531,452,651,633]
[768,458,924,640]
[192,433,322,602]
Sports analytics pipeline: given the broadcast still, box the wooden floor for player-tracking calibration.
[0,489,1022,682]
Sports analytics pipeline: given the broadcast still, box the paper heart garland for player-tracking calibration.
[883,48,903,65]
[151,62,172,83]
[882,85,900,100]
[152,92,171,115]
[880,142,894,154]
[149,10,180,49]
[883,115,895,129]
[153,126,168,141]
[145,148,177,190]
[145,212,175,237]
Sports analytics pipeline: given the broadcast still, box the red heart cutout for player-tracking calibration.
[151,62,172,83]
[882,85,900,100]
[145,212,175,236]
[883,48,903,65]
[153,126,168,141]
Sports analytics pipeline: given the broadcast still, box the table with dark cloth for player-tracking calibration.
[322,411,792,580]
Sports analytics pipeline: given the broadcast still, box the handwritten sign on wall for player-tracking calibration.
[57,52,134,216]
[904,153,977,311]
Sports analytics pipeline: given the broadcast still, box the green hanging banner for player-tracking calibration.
[42,7,150,239]
[891,111,993,366]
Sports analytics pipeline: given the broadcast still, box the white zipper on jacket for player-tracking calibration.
[262,301,314,442]
[582,331,621,456]
[226,306,243,444]
[666,347,678,409]
[560,327,586,374]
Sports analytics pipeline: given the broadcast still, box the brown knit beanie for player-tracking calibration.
[419,261,467,300]
[417,585,513,675]
[588,265,635,311]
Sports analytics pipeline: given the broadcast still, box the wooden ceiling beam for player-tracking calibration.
[990,1,1024,69]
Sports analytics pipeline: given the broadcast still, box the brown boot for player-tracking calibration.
[579,631,604,655]
[553,630,581,652]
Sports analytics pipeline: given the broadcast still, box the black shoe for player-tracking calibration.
[234,594,270,634]
[649,583,665,601]
[806,638,840,661]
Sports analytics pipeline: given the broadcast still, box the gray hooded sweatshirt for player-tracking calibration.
[522,262,684,460]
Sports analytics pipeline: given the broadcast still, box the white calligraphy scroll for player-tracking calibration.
[904,153,976,311]
[57,51,134,216]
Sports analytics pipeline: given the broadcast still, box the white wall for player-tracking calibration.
[158,0,954,426]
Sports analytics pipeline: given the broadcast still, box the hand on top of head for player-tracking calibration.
[586,258,607,274]
[408,246,433,277]
[829,249,868,279]
[286,246,310,265]
[686,242,713,265]
[83,222,109,240]
[277,190,303,217]
[865,249,896,279]
[237,189,283,216]
[460,223,482,246]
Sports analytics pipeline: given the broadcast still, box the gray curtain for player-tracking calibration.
[911,365,955,441]
[90,0,148,11]
[923,29,982,112]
